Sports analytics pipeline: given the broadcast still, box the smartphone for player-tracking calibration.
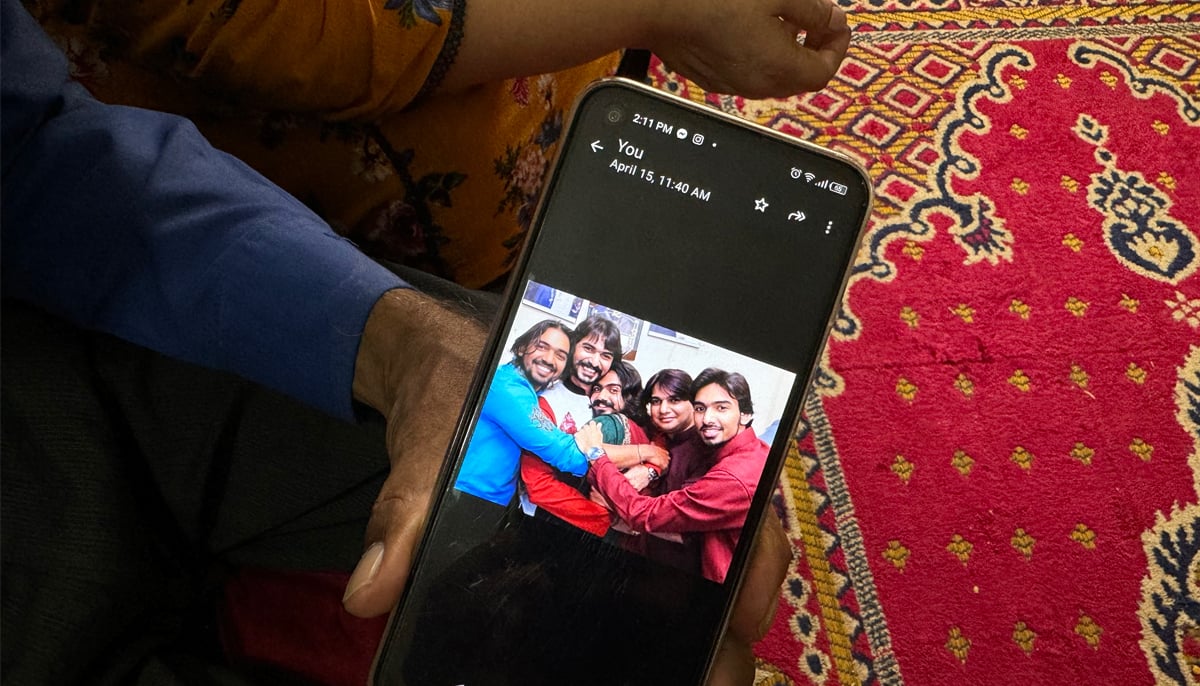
[370,78,872,686]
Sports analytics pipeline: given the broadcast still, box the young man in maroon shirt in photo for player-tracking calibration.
[580,368,768,583]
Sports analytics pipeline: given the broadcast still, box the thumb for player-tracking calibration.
[341,492,431,617]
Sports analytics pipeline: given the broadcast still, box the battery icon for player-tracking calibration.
[829,182,848,196]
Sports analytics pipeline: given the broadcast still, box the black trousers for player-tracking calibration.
[1,269,499,686]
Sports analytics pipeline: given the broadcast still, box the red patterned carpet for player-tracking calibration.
[654,2,1200,684]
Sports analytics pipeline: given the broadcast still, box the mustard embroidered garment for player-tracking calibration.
[30,0,622,288]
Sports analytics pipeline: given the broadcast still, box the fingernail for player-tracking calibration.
[343,542,385,602]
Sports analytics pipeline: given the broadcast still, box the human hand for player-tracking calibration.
[341,289,487,618]
[573,420,604,454]
[639,444,671,471]
[648,0,851,98]
[622,464,655,492]
[705,513,792,685]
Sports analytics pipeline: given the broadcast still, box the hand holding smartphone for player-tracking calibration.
[371,78,872,686]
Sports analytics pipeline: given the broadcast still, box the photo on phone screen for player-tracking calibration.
[372,78,872,686]
[453,278,798,584]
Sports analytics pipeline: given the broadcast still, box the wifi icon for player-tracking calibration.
[804,172,816,183]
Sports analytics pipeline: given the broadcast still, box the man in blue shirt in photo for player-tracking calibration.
[454,319,593,506]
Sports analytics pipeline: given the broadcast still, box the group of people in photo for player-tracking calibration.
[455,313,772,583]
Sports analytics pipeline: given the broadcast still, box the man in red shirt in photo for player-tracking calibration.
[521,359,667,535]
[580,368,769,583]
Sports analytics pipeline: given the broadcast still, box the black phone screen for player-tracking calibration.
[372,79,872,686]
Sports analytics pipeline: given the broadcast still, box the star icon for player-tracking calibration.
[754,197,769,212]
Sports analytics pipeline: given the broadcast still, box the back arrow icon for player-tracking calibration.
[591,140,604,153]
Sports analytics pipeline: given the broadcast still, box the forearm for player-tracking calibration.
[602,443,647,470]
[2,6,404,418]
[592,457,748,534]
[439,0,658,92]
[441,0,850,99]
[1,111,401,419]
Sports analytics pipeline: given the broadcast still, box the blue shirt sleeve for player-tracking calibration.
[0,0,406,420]
[484,366,589,476]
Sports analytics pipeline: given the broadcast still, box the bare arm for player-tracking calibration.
[86,0,848,119]
[441,0,851,98]
[601,442,669,470]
